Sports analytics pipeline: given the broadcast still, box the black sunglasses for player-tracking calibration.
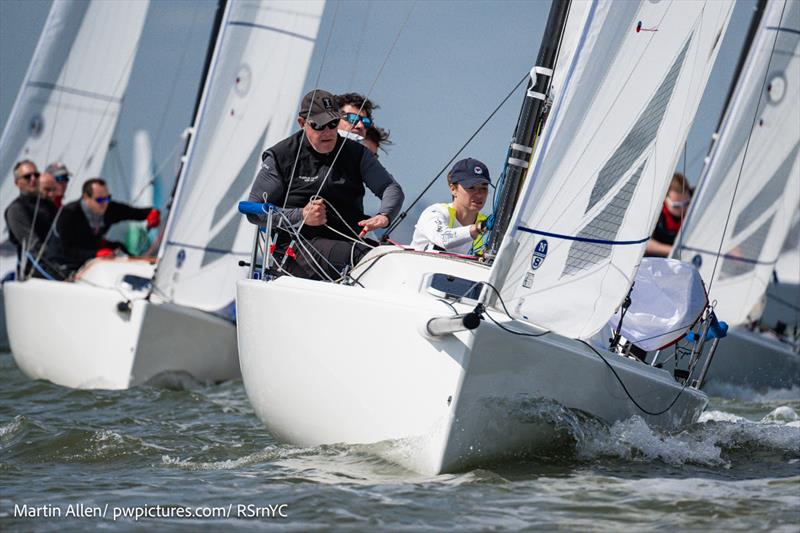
[19,171,40,181]
[307,119,339,131]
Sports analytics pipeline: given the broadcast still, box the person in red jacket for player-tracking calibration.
[54,178,160,273]
[646,172,692,257]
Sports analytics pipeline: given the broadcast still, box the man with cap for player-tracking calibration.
[410,157,491,256]
[42,162,71,208]
[247,89,404,280]
[3,159,59,277]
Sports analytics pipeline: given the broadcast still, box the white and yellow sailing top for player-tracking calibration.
[410,203,488,256]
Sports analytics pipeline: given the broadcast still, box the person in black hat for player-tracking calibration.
[246,89,404,280]
[410,157,491,256]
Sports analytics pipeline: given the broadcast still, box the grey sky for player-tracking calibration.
[1,0,756,241]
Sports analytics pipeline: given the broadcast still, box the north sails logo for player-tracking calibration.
[298,175,318,183]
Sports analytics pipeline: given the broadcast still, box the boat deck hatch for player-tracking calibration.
[121,274,152,292]
[423,273,484,303]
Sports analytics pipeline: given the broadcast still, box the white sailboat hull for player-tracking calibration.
[0,288,8,352]
[701,326,799,393]
[237,251,707,474]
[5,260,239,389]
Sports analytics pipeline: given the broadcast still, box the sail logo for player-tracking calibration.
[531,239,548,270]
[297,175,318,183]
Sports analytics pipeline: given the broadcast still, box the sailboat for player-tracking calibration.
[235,0,734,474]
[0,0,150,350]
[672,0,800,394]
[5,0,325,389]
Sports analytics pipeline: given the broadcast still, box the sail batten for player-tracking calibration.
[489,0,734,339]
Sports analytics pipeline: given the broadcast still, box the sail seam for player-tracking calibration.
[26,81,123,103]
[228,21,315,42]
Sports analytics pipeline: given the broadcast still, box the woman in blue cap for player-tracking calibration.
[410,157,490,256]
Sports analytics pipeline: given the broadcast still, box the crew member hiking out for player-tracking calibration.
[246,89,404,280]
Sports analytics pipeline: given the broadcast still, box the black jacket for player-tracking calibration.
[55,199,150,268]
[3,193,58,268]
[248,131,403,241]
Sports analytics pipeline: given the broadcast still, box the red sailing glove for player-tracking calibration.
[96,248,115,258]
[145,209,160,229]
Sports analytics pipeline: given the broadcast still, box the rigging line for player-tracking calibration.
[348,2,372,88]
[110,141,129,191]
[482,279,690,415]
[706,0,787,296]
[527,7,676,226]
[272,210,337,281]
[153,4,205,152]
[282,1,340,210]
[578,339,690,416]
[73,39,139,187]
[384,72,529,237]
[294,1,416,237]
[129,139,183,205]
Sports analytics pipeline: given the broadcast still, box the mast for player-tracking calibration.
[158,0,228,240]
[487,0,571,258]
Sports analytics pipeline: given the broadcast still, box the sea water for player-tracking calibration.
[1,352,797,531]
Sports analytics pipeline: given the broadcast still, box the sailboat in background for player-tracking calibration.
[236,0,733,474]
[672,0,800,394]
[0,0,150,349]
[5,0,325,389]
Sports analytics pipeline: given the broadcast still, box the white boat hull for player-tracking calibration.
[5,259,240,389]
[0,288,8,352]
[237,250,707,474]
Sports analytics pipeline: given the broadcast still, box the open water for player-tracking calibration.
[1,351,798,532]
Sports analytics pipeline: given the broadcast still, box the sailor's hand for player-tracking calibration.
[302,199,326,226]
[358,213,389,234]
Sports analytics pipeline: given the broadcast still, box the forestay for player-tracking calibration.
[153,0,324,316]
[673,0,800,327]
[0,0,149,269]
[489,0,733,339]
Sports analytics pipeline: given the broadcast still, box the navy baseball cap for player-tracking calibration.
[449,158,491,188]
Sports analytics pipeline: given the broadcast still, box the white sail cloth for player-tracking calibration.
[0,0,149,275]
[153,0,324,315]
[489,0,734,339]
[607,258,708,352]
[673,0,800,327]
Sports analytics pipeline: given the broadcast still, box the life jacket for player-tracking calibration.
[441,203,488,255]
[651,203,683,246]
[264,131,367,241]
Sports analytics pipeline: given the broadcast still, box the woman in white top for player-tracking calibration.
[410,158,490,256]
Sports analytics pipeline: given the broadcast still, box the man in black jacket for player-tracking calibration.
[247,89,404,280]
[3,159,59,278]
[55,178,160,272]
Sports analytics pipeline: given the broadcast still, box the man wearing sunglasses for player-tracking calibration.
[247,89,404,280]
[42,162,71,208]
[54,178,160,272]
[336,92,376,141]
[3,159,59,277]
[646,172,693,257]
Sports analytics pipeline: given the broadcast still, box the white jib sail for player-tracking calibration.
[489,0,734,340]
[672,0,800,327]
[0,0,149,244]
[153,0,325,316]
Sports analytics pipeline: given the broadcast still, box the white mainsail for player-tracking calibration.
[0,0,149,246]
[489,0,734,339]
[153,0,325,315]
[673,0,800,327]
